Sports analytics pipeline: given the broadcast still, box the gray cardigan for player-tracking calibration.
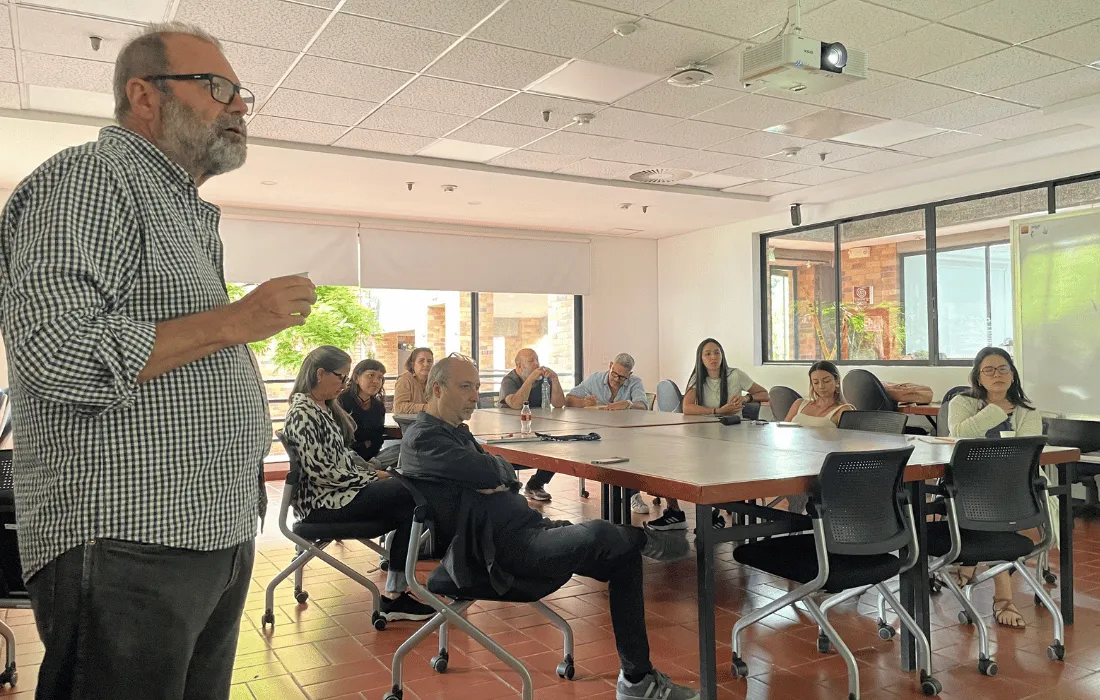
[948,394,1042,438]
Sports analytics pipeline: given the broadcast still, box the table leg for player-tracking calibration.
[601,483,611,521]
[899,480,930,672]
[621,488,633,524]
[1058,462,1075,625]
[610,486,624,525]
[695,504,718,700]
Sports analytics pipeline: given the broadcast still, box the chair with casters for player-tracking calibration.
[730,446,942,699]
[0,450,28,688]
[936,386,968,437]
[383,474,577,700]
[768,386,802,423]
[925,436,1064,676]
[1046,418,1100,517]
[837,410,908,435]
[654,379,684,413]
[646,392,656,410]
[261,432,392,632]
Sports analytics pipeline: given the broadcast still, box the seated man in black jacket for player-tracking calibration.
[400,354,699,700]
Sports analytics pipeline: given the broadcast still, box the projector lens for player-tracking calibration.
[821,42,847,71]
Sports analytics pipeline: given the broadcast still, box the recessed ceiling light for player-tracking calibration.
[527,60,662,104]
[260,180,277,185]
[418,139,511,163]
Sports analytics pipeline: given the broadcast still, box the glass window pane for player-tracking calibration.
[764,227,836,361]
[364,289,466,375]
[1056,179,1100,212]
[839,210,927,361]
[476,293,577,394]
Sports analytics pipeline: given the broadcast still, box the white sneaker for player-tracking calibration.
[630,492,650,514]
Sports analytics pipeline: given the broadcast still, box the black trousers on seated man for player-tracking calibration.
[26,539,253,700]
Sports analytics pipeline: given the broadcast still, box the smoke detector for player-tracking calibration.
[629,168,694,184]
[573,113,595,125]
[613,22,638,37]
[667,64,714,88]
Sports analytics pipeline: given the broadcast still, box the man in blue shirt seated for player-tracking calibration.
[565,353,648,411]
[400,355,698,700]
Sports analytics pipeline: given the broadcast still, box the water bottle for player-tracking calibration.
[541,376,551,409]
[520,402,533,435]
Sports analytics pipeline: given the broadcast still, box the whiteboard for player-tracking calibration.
[1012,209,1100,419]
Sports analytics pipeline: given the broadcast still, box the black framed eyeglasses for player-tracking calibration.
[329,370,349,385]
[143,73,255,113]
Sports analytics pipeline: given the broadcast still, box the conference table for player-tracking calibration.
[471,407,1081,700]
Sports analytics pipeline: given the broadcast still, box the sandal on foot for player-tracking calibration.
[952,566,975,589]
[993,599,1025,628]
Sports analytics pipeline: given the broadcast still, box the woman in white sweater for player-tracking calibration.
[948,346,1041,628]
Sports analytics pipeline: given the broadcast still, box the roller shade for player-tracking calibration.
[220,218,359,286]
[360,228,591,294]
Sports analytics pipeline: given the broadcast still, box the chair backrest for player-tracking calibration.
[936,386,968,437]
[842,369,897,412]
[1045,418,1100,454]
[393,414,417,433]
[768,386,802,422]
[275,431,302,485]
[477,394,497,409]
[837,410,908,435]
[813,447,914,556]
[646,392,656,410]
[946,436,1048,532]
[655,379,683,413]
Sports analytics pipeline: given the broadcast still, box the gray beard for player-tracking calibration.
[158,97,247,180]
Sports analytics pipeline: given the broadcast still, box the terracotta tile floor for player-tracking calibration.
[6,477,1100,700]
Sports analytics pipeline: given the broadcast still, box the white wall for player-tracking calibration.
[584,237,660,392]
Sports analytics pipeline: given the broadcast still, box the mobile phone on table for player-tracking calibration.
[591,457,629,465]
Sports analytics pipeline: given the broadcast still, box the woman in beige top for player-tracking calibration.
[392,347,433,414]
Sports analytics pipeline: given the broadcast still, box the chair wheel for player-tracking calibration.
[373,612,387,631]
[431,653,448,673]
[383,691,402,700]
[731,656,748,679]
[817,634,831,654]
[380,559,389,571]
[929,577,943,595]
[261,610,275,628]
[920,675,942,696]
[1048,644,1065,661]
[1044,570,1057,585]
[958,611,974,625]
[294,588,309,604]
[878,623,896,640]
[978,658,998,676]
[556,655,575,680]
[653,497,661,506]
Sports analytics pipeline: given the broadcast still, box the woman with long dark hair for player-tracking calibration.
[393,347,434,414]
[338,359,388,462]
[784,360,853,427]
[947,346,1041,628]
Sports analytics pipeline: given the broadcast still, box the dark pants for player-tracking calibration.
[26,539,254,700]
[496,520,652,678]
[526,470,555,489]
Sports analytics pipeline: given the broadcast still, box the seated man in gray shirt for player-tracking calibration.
[498,348,565,502]
[566,353,648,410]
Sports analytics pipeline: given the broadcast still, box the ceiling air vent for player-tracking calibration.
[629,168,694,184]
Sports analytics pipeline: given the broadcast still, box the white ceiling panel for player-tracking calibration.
[221,42,299,88]
[660,150,751,173]
[259,88,377,126]
[867,24,1006,78]
[651,0,831,41]
[833,120,943,147]
[596,140,697,165]
[578,0,669,13]
[357,105,470,137]
[614,83,739,118]
[0,82,18,109]
[990,67,1100,108]
[281,56,412,102]
[0,9,9,50]
[921,48,1077,94]
[526,130,627,156]
[968,111,1066,140]
[835,150,925,172]
[340,0,503,35]
[775,167,861,186]
[894,130,1000,158]
[1025,19,1100,66]
[718,158,807,180]
[333,128,435,154]
[482,93,606,129]
[708,131,815,158]
[309,13,455,73]
[768,110,886,140]
[555,158,646,180]
[14,7,138,61]
[527,59,661,103]
[681,173,756,189]
[641,120,751,149]
[473,0,629,57]
[0,49,14,82]
[426,41,566,90]
[695,93,823,130]
[27,84,113,118]
[767,140,877,166]
[862,0,992,21]
[583,19,737,75]
[724,180,805,196]
[944,0,1100,45]
[21,52,112,92]
[248,115,346,145]
[906,96,1032,130]
[175,0,329,53]
[388,77,514,117]
[801,0,929,51]
[447,119,552,148]
[23,0,172,22]
[834,78,969,119]
[488,149,581,172]
[418,139,512,162]
[569,107,681,140]
[704,43,755,92]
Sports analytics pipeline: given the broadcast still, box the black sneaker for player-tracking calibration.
[524,485,552,502]
[645,509,688,531]
[713,511,725,529]
[380,592,436,621]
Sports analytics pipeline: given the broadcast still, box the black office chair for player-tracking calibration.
[383,475,577,700]
[655,379,683,412]
[768,386,802,422]
[731,447,942,699]
[936,386,969,437]
[838,410,908,435]
[842,370,896,412]
[1046,418,1100,515]
[0,451,26,688]
[926,436,1064,676]
[261,433,393,632]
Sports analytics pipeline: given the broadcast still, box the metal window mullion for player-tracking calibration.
[926,206,940,365]
[834,223,842,361]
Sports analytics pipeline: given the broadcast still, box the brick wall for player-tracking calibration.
[477,294,495,369]
[459,292,472,358]
[426,304,446,357]
[547,295,574,381]
[795,265,819,359]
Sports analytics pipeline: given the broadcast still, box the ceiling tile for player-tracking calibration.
[695,93,822,129]
[768,141,877,166]
[894,130,1000,157]
[724,180,805,195]
[1025,18,1100,66]
[258,88,377,126]
[801,0,929,51]
[862,0,991,21]
[775,167,861,186]
[418,138,512,162]
[968,111,1066,140]
[944,0,1100,45]
[596,140,697,165]
[641,120,751,149]
[555,158,646,180]
[27,84,113,117]
[527,59,662,103]
[0,49,13,82]
[0,82,19,109]
[341,0,502,35]
[990,67,1100,108]
[310,13,455,73]
[426,41,566,90]
[474,0,631,57]
[921,48,1078,93]
[708,131,815,158]
[0,8,10,50]
[389,77,514,117]
[868,24,1007,78]
[834,78,969,119]
[578,0,669,13]
[833,120,943,147]
[219,42,298,87]
[906,96,1032,130]
[835,150,925,172]
[569,107,681,139]
[653,0,833,40]
[176,0,329,53]
[768,110,886,140]
[482,93,605,129]
[680,173,757,189]
[446,119,552,147]
[583,18,737,74]
[661,149,751,172]
[488,149,581,172]
[704,43,755,91]
[14,7,138,60]
[613,83,739,118]
[21,52,111,92]
[334,128,435,154]
[526,130,627,156]
[281,56,412,102]
[357,105,470,137]
[248,115,346,145]
[718,158,807,180]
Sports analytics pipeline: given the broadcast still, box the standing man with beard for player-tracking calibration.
[0,23,316,700]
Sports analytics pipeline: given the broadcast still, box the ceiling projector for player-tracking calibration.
[741,33,867,95]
